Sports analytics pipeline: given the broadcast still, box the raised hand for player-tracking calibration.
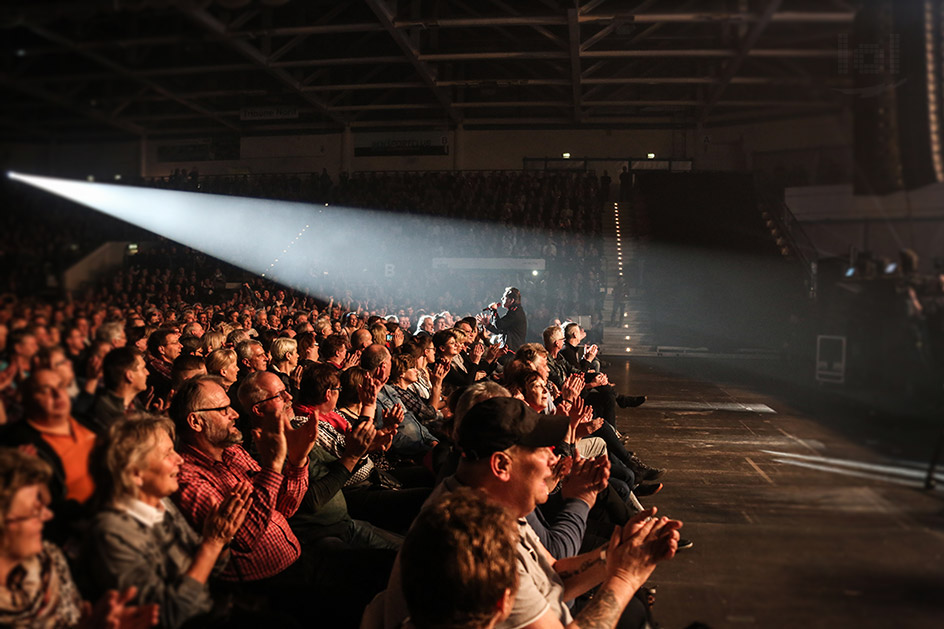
[202,480,253,545]
[561,454,609,507]
[343,349,362,370]
[144,388,166,413]
[607,507,683,587]
[80,586,159,629]
[430,361,449,385]
[470,341,485,363]
[284,414,320,467]
[561,373,585,403]
[343,419,376,462]
[252,419,287,473]
[369,427,394,453]
[567,395,588,428]
[484,343,505,363]
[575,416,604,439]
[546,454,573,492]
[0,361,18,391]
[381,403,404,430]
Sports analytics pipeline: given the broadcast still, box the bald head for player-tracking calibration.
[351,328,373,351]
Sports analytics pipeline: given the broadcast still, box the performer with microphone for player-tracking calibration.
[478,286,527,353]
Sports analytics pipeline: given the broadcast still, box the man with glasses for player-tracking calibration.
[168,373,317,587]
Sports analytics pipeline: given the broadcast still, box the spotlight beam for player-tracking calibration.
[6,171,551,308]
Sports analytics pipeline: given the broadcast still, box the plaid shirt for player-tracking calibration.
[173,443,308,582]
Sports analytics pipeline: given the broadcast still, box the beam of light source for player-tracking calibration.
[6,171,548,307]
[763,450,944,482]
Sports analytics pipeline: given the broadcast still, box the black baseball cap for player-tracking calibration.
[458,397,569,460]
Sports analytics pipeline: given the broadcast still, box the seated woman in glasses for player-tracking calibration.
[0,447,157,628]
[80,414,251,629]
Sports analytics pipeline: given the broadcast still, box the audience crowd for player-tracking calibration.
[0,168,687,628]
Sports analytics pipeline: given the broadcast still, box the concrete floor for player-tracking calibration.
[609,357,944,629]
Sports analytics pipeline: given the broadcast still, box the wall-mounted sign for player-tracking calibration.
[355,131,449,157]
[240,106,299,121]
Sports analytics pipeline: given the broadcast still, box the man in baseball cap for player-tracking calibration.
[370,396,682,629]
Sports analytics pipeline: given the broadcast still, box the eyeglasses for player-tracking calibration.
[253,389,291,407]
[193,404,232,413]
[5,503,52,525]
[328,386,341,392]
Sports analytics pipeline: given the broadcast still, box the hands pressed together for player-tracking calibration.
[605,507,682,588]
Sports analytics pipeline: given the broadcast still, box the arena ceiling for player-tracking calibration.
[0,0,856,141]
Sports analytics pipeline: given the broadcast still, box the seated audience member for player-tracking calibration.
[369,323,388,348]
[168,355,207,404]
[0,448,159,629]
[374,397,682,629]
[0,369,97,543]
[540,327,663,485]
[318,334,360,371]
[388,353,443,434]
[178,336,202,358]
[225,328,250,349]
[82,414,251,629]
[95,321,127,351]
[234,339,267,380]
[399,489,517,629]
[63,323,90,373]
[293,364,429,534]
[88,347,148,433]
[145,329,183,406]
[268,337,298,396]
[362,344,438,460]
[205,348,239,391]
[414,315,434,336]
[351,328,373,353]
[181,322,204,339]
[242,370,391,625]
[201,330,225,356]
[169,374,315,586]
[126,327,150,354]
[292,332,319,388]
[34,345,97,418]
[294,363,351,433]
[433,329,477,391]
[402,335,443,407]
[560,322,601,372]
[312,318,333,342]
[0,329,39,417]
[385,322,404,350]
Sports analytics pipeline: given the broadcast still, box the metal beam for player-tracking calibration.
[268,0,356,63]
[700,0,783,122]
[586,99,827,108]
[486,0,568,49]
[24,23,239,132]
[364,0,459,123]
[567,9,582,122]
[389,12,853,28]
[182,7,347,127]
[419,49,835,61]
[0,71,145,136]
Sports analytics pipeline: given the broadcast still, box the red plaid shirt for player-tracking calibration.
[173,443,308,581]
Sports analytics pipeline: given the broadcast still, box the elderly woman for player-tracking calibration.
[82,414,251,629]
[0,448,157,628]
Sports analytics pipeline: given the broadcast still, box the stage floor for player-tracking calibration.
[608,357,944,629]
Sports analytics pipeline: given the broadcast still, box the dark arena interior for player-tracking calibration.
[1,1,943,628]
